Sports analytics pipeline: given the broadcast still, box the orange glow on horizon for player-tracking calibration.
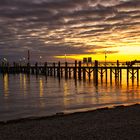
[55,53,140,62]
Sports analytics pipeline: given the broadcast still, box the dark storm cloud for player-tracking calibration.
[0,0,139,61]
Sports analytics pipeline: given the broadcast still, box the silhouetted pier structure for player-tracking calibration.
[0,60,140,83]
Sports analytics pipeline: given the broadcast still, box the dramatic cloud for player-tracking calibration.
[0,0,139,62]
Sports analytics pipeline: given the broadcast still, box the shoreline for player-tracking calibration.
[0,103,139,124]
[0,103,140,139]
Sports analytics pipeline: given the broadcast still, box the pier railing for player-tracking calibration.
[0,60,140,83]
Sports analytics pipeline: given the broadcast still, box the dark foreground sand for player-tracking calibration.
[0,104,140,140]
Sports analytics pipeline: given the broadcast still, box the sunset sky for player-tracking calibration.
[0,0,140,62]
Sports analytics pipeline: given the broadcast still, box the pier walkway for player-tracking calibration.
[0,60,140,83]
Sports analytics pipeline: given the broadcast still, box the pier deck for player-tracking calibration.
[0,60,140,83]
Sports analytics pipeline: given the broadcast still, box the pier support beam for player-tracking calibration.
[78,61,81,80]
[53,63,56,77]
[110,68,112,84]
[57,62,61,78]
[127,68,129,84]
[94,60,98,83]
[35,62,38,75]
[137,69,139,84]
[83,67,86,80]
[74,60,77,79]
[105,68,108,83]
[120,68,122,83]
[65,62,68,79]
[44,62,47,76]
[27,62,30,74]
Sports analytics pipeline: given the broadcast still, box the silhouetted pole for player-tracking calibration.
[105,68,108,83]
[50,64,53,76]
[65,62,68,79]
[78,61,81,80]
[83,67,86,80]
[13,62,16,74]
[132,68,134,84]
[94,60,98,83]
[120,68,122,83]
[28,50,30,64]
[44,62,47,75]
[53,62,56,76]
[57,61,60,78]
[35,62,38,75]
[88,68,91,81]
[27,62,30,74]
[61,67,63,77]
[110,68,112,84]
[137,68,139,83]
[117,60,119,67]
[74,60,77,79]
[127,68,129,84]
[69,68,71,78]
[101,68,103,83]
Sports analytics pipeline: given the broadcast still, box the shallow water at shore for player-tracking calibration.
[0,73,140,121]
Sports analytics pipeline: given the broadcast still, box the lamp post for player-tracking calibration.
[105,51,107,67]
[23,57,26,66]
[3,58,7,62]
[40,56,42,65]
[65,54,67,62]
[3,58,7,66]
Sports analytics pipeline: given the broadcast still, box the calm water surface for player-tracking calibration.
[0,72,140,121]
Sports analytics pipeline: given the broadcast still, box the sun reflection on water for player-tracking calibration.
[3,74,9,99]
[39,78,43,97]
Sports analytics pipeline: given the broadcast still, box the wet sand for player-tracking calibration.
[0,104,140,140]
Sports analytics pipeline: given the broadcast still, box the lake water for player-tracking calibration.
[0,72,140,121]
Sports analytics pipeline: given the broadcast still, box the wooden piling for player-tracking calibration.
[65,62,68,79]
[78,61,81,80]
[53,63,56,77]
[27,62,30,74]
[35,62,38,75]
[44,62,47,75]
[13,62,16,74]
[105,68,108,83]
[127,68,129,83]
[94,60,98,83]
[120,68,122,82]
[101,68,103,82]
[132,68,134,84]
[69,68,71,78]
[83,67,86,80]
[50,67,53,76]
[117,60,119,67]
[137,68,139,82]
[110,68,112,83]
[88,68,91,81]
[74,60,77,79]
[57,61,61,78]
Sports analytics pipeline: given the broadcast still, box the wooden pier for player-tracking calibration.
[0,60,140,83]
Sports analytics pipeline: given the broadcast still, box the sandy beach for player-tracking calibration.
[0,104,140,140]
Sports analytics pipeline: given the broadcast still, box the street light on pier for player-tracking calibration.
[23,57,26,65]
[65,54,67,62]
[3,58,7,62]
[105,51,107,67]
[40,56,42,65]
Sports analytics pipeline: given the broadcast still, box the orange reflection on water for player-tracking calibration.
[39,78,46,108]
[39,78,43,97]
[20,74,23,89]
[3,74,9,98]
[63,81,69,106]
[23,75,27,96]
